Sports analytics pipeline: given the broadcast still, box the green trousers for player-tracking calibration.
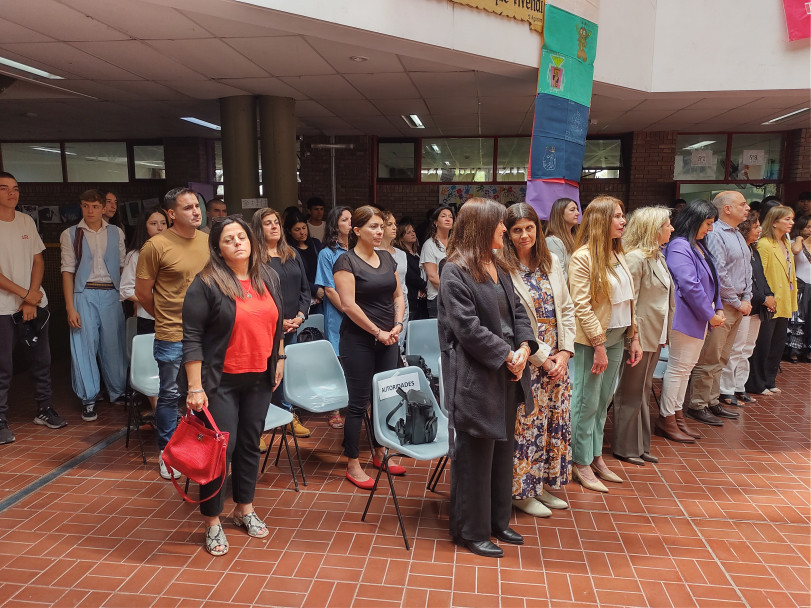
[570,328,626,465]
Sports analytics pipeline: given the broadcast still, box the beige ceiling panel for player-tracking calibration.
[411,71,477,98]
[147,39,268,79]
[65,0,211,40]
[475,72,536,97]
[398,55,468,73]
[218,78,307,99]
[318,99,380,117]
[429,114,480,130]
[3,0,129,41]
[157,79,249,99]
[181,10,291,37]
[301,115,359,135]
[295,100,335,118]
[345,73,420,100]
[0,79,81,100]
[279,75,363,100]
[226,37,336,77]
[2,42,137,80]
[99,80,192,100]
[77,40,206,80]
[369,98,429,116]
[305,37,404,74]
[479,113,527,135]
[350,115,402,135]
[425,97,479,115]
[0,18,54,43]
[479,96,534,114]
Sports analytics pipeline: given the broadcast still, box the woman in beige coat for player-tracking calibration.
[501,203,576,517]
[612,207,678,465]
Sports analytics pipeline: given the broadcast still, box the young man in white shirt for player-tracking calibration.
[0,172,64,444]
[306,197,326,242]
[60,189,127,422]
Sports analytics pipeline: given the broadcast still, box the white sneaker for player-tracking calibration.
[537,489,569,510]
[159,450,181,480]
[512,497,552,518]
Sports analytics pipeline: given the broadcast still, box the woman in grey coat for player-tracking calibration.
[438,198,538,559]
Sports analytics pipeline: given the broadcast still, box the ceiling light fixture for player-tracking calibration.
[181,117,221,131]
[402,114,425,129]
[761,107,809,125]
[349,55,368,62]
[31,146,75,156]
[0,56,63,80]
[682,140,716,150]
[430,144,441,153]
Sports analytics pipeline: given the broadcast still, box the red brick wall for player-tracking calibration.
[298,136,374,207]
[787,128,810,182]
[163,137,214,186]
[626,131,679,210]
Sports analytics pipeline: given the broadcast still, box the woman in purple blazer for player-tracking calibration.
[657,200,725,443]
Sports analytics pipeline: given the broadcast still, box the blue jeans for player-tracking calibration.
[154,339,182,450]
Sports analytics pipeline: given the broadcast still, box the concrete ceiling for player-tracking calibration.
[0,0,808,141]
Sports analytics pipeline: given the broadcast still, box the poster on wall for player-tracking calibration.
[38,206,60,224]
[448,0,544,32]
[439,184,527,207]
[16,205,39,229]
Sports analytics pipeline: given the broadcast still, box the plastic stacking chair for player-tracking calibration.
[122,316,139,413]
[405,319,440,376]
[128,334,159,464]
[260,404,306,491]
[361,366,449,550]
[296,313,324,337]
[283,341,348,414]
[651,345,670,408]
[426,355,448,493]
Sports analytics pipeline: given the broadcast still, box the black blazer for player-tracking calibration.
[180,271,284,400]
[438,261,538,443]
[750,245,774,314]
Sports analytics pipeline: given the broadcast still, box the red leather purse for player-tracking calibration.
[162,407,229,503]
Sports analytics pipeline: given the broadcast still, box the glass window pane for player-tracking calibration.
[65,142,128,182]
[1,143,63,182]
[421,138,494,183]
[678,182,778,205]
[214,140,223,182]
[583,139,622,168]
[133,145,165,179]
[581,169,620,179]
[496,137,529,182]
[730,133,783,181]
[378,142,415,180]
[673,134,726,180]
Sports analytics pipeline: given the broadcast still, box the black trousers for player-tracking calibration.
[339,323,399,459]
[745,316,789,394]
[426,298,438,319]
[0,311,53,419]
[200,372,271,517]
[450,378,519,542]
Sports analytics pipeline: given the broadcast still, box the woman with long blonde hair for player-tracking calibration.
[568,196,642,492]
[612,206,675,464]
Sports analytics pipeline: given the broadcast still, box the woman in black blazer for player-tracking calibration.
[182,217,285,557]
[438,198,538,558]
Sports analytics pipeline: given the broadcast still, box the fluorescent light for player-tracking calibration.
[682,140,716,150]
[0,56,63,79]
[444,161,450,166]
[31,146,75,156]
[401,114,425,129]
[431,144,441,153]
[181,117,221,131]
[762,107,809,125]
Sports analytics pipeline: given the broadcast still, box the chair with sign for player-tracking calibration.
[426,355,449,493]
[128,334,159,464]
[361,366,449,550]
[260,403,305,492]
[405,319,440,376]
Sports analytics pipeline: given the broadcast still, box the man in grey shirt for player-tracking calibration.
[685,191,752,426]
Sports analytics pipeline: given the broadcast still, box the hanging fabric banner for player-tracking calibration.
[526,179,580,220]
[538,49,595,106]
[782,0,811,41]
[448,0,545,32]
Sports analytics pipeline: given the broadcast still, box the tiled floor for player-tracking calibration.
[0,358,809,607]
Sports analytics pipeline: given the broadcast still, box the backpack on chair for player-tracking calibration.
[385,387,438,446]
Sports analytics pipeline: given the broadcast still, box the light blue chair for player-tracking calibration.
[260,404,305,491]
[283,340,348,414]
[361,366,449,550]
[296,313,324,337]
[426,355,448,492]
[405,319,440,376]
[651,345,670,409]
[128,334,159,464]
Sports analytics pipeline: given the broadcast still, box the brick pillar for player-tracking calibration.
[163,137,212,186]
[627,131,678,211]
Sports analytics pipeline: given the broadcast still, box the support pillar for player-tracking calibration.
[219,96,259,215]
[258,96,297,211]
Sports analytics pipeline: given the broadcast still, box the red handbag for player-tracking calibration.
[162,407,229,503]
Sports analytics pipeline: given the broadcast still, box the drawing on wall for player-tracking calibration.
[38,206,61,224]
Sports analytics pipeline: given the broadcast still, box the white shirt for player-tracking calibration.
[0,212,48,315]
[60,219,126,283]
[308,221,325,242]
[795,246,811,284]
[419,238,447,301]
[607,262,633,329]
[120,250,154,320]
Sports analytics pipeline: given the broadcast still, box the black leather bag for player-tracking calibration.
[403,354,440,402]
[297,326,325,342]
[385,387,438,446]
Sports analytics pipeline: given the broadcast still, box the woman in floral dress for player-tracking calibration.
[501,203,576,517]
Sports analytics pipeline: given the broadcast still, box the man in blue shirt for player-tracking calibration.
[686,191,752,426]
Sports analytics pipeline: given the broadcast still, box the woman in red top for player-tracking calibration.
[182,217,285,557]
